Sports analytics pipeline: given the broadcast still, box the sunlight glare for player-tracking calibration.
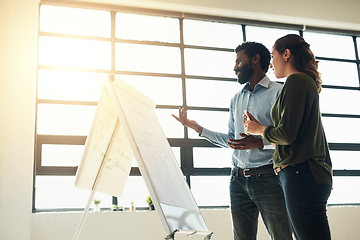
[39,36,111,69]
[40,5,110,37]
[116,12,179,43]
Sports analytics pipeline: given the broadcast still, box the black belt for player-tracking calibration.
[234,164,274,177]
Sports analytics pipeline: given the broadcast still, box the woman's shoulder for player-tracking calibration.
[285,73,316,90]
[287,73,313,82]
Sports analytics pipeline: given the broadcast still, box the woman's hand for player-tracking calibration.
[243,111,267,137]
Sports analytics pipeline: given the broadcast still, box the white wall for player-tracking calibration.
[31,206,360,240]
[31,209,233,240]
[1,0,360,240]
[0,0,39,240]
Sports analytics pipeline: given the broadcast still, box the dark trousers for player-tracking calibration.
[230,168,293,240]
[278,161,332,240]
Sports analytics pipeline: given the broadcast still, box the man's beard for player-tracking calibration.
[236,63,254,84]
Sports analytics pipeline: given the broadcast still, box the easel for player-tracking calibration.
[73,75,212,240]
[73,121,121,240]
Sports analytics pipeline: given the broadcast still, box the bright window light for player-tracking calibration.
[183,19,243,49]
[187,110,230,139]
[322,117,360,144]
[116,12,180,43]
[37,104,96,135]
[40,5,111,37]
[320,88,360,115]
[119,74,183,106]
[191,176,230,206]
[330,151,360,170]
[38,70,107,102]
[318,60,359,87]
[39,36,111,69]
[303,32,355,59]
[154,109,184,138]
[115,43,181,74]
[185,49,235,78]
[193,147,233,168]
[186,79,239,108]
[35,176,101,209]
[328,177,360,204]
[42,144,85,166]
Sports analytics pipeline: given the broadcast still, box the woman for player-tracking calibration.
[244,34,332,240]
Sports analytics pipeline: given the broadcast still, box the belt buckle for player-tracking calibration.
[243,169,251,177]
[274,167,282,175]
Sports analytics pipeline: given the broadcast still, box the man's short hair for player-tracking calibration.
[235,42,271,73]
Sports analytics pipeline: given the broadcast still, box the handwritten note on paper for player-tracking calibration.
[75,83,134,197]
[108,78,208,233]
[112,83,198,210]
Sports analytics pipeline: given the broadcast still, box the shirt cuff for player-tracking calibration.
[262,138,275,150]
[199,127,210,137]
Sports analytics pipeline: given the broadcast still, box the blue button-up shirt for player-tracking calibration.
[200,76,282,169]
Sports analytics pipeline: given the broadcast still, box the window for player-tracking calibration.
[35,3,360,211]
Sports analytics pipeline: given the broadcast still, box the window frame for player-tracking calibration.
[34,1,360,212]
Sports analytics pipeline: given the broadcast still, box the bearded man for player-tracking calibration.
[173,42,294,240]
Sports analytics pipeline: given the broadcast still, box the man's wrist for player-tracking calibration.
[258,137,264,148]
[195,125,203,134]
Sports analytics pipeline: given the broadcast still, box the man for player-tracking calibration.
[172,42,293,240]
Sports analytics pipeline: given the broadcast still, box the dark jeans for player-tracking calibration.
[278,161,332,240]
[230,168,293,240]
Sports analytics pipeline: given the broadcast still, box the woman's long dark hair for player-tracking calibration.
[274,34,322,93]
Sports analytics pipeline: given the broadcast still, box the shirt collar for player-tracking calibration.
[242,75,271,92]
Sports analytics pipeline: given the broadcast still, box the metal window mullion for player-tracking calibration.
[178,17,192,186]
[38,99,97,106]
[111,11,116,73]
[36,166,78,176]
[242,25,246,42]
[329,143,360,151]
[181,141,193,187]
[39,31,111,42]
[315,56,358,63]
[322,113,360,119]
[191,168,231,176]
[352,36,360,87]
[333,170,360,177]
[38,64,113,74]
[179,17,188,137]
[321,85,360,91]
[185,75,236,82]
[184,44,234,52]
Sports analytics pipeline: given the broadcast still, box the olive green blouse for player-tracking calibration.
[263,73,332,185]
